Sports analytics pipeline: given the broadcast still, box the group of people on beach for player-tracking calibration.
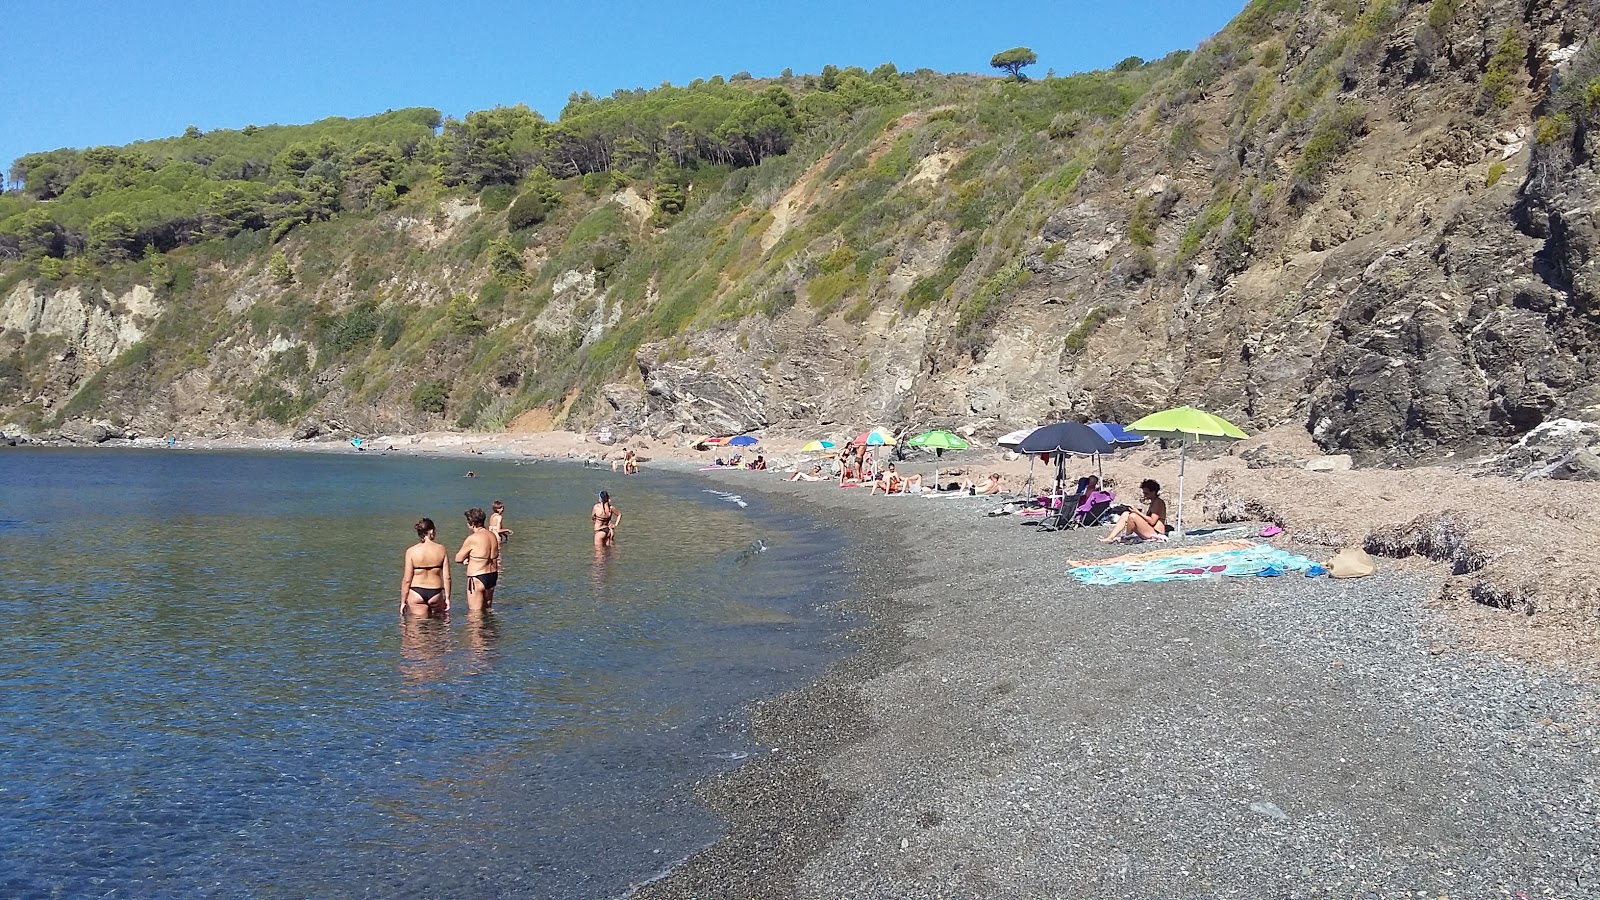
[779,442,1171,540]
[401,493,623,618]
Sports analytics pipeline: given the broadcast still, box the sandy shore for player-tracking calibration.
[632,463,1600,898]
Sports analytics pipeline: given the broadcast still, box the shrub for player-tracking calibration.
[1178,200,1232,258]
[446,293,485,334]
[1063,307,1110,352]
[322,302,380,354]
[1427,0,1462,30]
[488,238,522,275]
[1292,102,1367,202]
[1482,28,1525,110]
[506,192,549,230]
[267,251,294,286]
[903,237,979,312]
[1128,197,1156,248]
[1534,114,1574,146]
[480,184,516,211]
[1486,160,1508,186]
[410,380,448,414]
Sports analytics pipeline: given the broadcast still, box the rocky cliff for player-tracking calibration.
[3,0,1597,463]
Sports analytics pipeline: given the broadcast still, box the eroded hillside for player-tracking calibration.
[3,0,1597,460]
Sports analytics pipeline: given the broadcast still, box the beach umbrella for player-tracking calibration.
[996,427,1038,448]
[1087,422,1147,446]
[996,427,1040,491]
[1128,406,1248,536]
[1017,423,1114,498]
[1079,422,1147,478]
[801,439,836,453]
[850,428,897,446]
[906,430,969,451]
[726,435,760,447]
[908,430,969,485]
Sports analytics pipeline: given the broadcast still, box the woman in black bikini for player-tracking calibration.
[400,517,450,617]
[591,490,620,547]
[456,507,501,611]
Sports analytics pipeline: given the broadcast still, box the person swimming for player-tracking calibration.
[400,517,450,618]
[488,500,513,543]
[591,490,620,547]
[456,507,501,611]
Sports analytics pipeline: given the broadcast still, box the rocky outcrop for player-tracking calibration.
[1488,417,1600,480]
[0,283,157,365]
[637,339,771,436]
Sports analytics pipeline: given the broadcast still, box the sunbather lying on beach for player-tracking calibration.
[789,464,827,482]
[1100,479,1168,542]
[964,473,1005,495]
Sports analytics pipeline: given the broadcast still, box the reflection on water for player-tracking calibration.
[0,448,848,899]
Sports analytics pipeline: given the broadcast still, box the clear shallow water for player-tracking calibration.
[0,449,848,898]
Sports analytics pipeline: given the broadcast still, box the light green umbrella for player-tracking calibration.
[1128,406,1248,535]
[908,430,970,487]
[906,430,970,450]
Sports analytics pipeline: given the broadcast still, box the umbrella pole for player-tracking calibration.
[1176,440,1187,537]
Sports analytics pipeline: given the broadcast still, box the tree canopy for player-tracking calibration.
[990,47,1040,81]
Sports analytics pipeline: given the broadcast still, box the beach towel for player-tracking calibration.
[1068,541,1322,585]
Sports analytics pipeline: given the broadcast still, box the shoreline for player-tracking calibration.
[17,431,1600,894]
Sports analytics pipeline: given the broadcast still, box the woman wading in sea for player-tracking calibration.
[400,517,451,617]
[592,490,621,547]
[457,507,501,611]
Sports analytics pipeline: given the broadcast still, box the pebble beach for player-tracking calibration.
[637,465,1600,899]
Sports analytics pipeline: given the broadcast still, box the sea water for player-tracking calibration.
[0,448,848,898]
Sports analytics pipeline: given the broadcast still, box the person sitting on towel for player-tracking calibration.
[1100,479,1168,542]
[868,463,902,495]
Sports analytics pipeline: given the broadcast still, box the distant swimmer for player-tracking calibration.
[400,517,451,618]
[464,471,478,478]
[592,490,620,547]
[489,500,513,543]
[457,507,501,611]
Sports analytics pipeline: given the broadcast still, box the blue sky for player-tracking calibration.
[1,0,1247,178]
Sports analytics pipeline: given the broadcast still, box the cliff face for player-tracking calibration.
[4,0,1598,460]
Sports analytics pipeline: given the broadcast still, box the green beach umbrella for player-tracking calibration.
[906,430,970,451]
[907,430,970,486]
[1128,406,1249,536]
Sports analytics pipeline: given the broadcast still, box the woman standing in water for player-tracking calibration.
[400,517,451,617]
[591,490,621,547]
[456,507,501,611]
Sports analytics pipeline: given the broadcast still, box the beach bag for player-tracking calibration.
[1326,547,1377,579]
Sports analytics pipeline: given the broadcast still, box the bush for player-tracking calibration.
[1128,197,1156,248]
[506,192,549,230]
[480,184,516,211]
[488,238,522,275]
[1292,102,1367,202]
[322,302,380,353]
[903,237,979,312]
[1486,160,1508,186]
[410,380,448,414]
[1063,307,1110,352]
[1482,28,1525,110]
[1178,200,1232,258]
